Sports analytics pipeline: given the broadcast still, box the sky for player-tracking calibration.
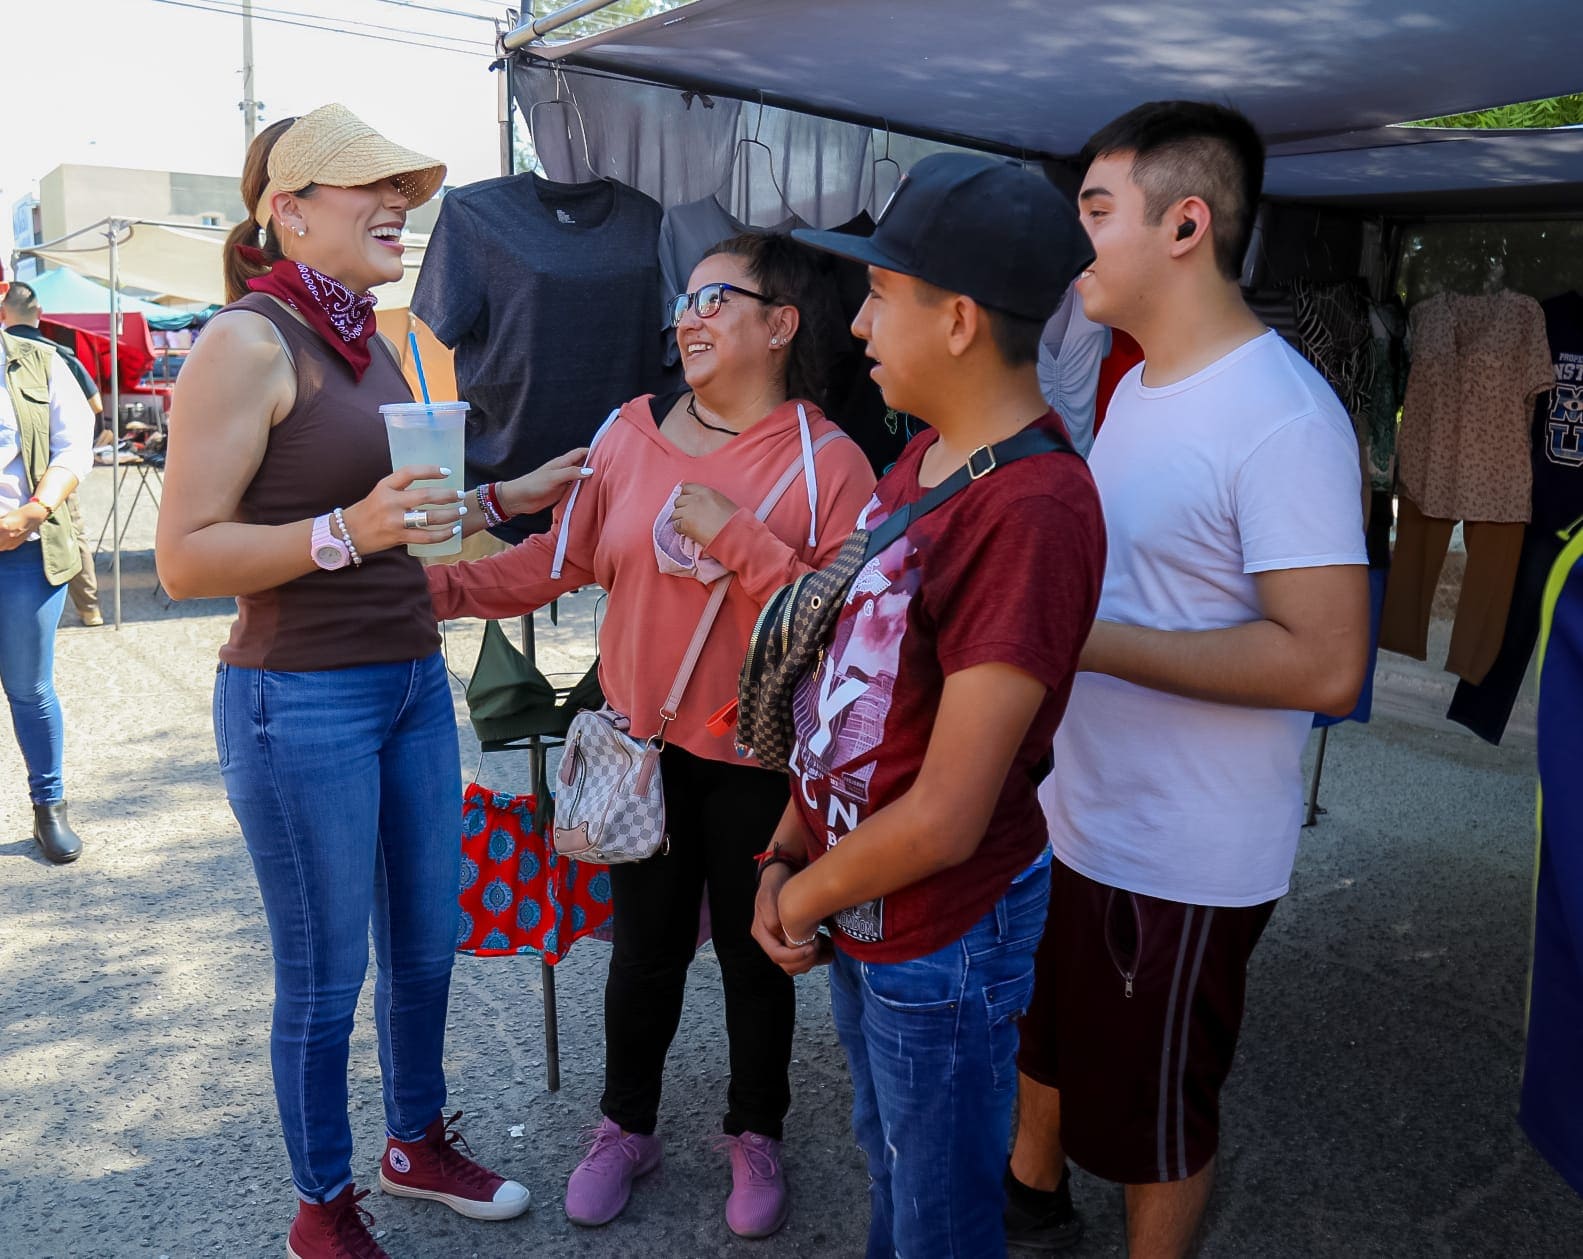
[1,0,513,258]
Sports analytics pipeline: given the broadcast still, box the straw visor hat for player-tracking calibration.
[253,104,446,228]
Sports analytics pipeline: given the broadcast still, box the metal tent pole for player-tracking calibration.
[494,54,565,1093]
[497,17,516,175]
[1303,726,1331,828]
[107,220,123,630]
[503,0,625,50]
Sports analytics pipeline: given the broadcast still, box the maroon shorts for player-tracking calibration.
[1017,856,1277,1184]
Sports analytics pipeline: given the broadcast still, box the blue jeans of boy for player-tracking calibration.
[0,541,69,804]
[215,654,460,1203]
[829,857,1050,1259]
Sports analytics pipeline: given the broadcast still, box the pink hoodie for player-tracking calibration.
[428,396,876,763]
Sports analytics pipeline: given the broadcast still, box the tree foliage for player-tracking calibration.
[1409,93,1583,129]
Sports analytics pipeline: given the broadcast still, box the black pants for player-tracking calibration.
[601,743,794,1139]
[1447,522,1569,744]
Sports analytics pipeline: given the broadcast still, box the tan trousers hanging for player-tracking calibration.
[1379,496,1525,686]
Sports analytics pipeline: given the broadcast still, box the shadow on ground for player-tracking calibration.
[0,471,1578,1257]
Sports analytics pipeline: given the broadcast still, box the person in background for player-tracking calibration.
[2,281,104,626]
[1005,101,1369,1259]
[0,284,94,863]
[156,105,583,1259]
[428,232,875,1240]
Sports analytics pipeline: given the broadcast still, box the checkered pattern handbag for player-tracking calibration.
[552,427,843,865]
[552,703,676,864]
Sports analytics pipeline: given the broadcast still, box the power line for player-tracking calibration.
[158,0,491,46]
[147,0,492,57]
[365,0,504,23]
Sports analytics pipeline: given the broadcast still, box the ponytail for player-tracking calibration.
[223,117,304,304]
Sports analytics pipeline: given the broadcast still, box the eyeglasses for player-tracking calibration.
[670,282,773,327]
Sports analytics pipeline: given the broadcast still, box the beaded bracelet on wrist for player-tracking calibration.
[330,506,363,567]
[481,481,507,526]
[473,486,499,528]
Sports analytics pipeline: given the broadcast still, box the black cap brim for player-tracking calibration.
[791,226,916,279]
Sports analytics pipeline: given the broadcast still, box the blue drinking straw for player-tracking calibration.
[407,329,432,404]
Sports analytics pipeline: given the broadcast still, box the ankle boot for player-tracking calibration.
[33,802,83,864]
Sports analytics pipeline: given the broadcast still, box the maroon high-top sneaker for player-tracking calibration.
[286,1185,389,1259]
[379,1111,530,1221]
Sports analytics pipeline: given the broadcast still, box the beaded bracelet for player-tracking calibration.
[472,486,497,527]
[330,506,363,567]
[481,481,507,525]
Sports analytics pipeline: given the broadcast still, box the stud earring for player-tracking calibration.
[770,338,782,347]
[294,226,307,238]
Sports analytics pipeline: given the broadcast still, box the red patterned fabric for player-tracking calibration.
[239,247,378,381]
[457,782,613,964]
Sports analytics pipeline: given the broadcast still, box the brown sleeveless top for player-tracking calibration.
[219,292,441,670]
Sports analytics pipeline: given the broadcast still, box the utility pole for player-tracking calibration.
[240,0,258,152]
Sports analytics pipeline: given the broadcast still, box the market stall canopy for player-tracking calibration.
[1264,127,1583,215]
[16,219,427,310]
[527,0,1578,157]
[25,264,203,330]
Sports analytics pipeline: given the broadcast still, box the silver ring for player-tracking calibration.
[402,509,429,530]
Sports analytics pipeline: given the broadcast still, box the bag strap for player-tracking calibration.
[655,429,843,740]
[550,406,622,580]
[861,425,1073,565]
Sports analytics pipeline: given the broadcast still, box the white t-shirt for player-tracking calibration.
[1043,330,1367,907]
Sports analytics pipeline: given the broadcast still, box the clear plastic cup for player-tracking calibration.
[379,401,468,558]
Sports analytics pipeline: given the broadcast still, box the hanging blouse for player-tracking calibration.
[1396,291,1553,523]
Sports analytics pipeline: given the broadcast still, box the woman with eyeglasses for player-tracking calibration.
[431,232,875,1238]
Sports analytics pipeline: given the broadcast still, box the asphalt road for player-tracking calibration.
[1,469,1578,1257]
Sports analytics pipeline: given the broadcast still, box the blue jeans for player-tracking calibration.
[216,653,461,1203]
[0,541,69,804]
[829,858,1051,1258]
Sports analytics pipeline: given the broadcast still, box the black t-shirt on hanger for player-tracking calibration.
[1534,290,1583,536]
[412,173,665,541]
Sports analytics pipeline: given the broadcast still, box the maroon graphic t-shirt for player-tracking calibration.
[790,411,1106,963]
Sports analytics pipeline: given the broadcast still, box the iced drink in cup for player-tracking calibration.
[380,401,468,557]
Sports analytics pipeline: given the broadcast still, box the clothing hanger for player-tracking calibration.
[869,122,901,217]
[526,67,604,183]
[726,97,796,222]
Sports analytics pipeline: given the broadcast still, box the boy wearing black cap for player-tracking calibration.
[748,153,1106,1257]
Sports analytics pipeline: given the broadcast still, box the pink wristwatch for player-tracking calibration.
[310,513,351,571]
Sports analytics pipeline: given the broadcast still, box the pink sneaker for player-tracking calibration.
[378,1111,530,1221]
[717,1132,789,1239]
[564,1116,663,1226]
[286,1185,390,1259]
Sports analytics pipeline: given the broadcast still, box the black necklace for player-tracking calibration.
[687,394,742,436]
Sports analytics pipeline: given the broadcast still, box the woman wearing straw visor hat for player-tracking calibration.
[157,105,589,1258]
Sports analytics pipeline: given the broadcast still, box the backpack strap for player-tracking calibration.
[861,425,1073,565]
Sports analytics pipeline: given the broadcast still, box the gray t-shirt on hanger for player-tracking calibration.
[413,174,665,542]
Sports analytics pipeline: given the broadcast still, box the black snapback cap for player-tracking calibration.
[794,151,1093,324]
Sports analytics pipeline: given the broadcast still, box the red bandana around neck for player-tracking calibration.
[238,246,378,381]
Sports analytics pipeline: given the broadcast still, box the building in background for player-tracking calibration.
[9,163,444,281]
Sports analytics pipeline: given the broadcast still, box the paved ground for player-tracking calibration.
[1,469,1580,1258]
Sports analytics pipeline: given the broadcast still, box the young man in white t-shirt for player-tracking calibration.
[1004,102,1370,1259]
